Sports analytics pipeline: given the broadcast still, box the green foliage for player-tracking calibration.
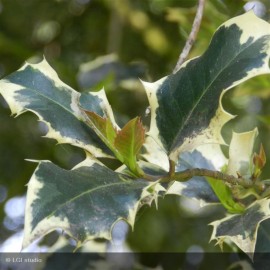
[144,11,270,162]
[207,177,245,214]
[2,8,270,262]
[22,159,149,249]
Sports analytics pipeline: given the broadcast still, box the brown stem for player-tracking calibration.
[160,168,254,188]
[173,0,206,73]
[169,159,176,177]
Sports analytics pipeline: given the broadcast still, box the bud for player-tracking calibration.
[252,144,266,178]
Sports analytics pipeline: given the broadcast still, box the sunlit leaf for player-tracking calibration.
[143,12,270,162]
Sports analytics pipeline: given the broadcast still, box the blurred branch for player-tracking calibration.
[173,0,206,73]
[107,6,123,54]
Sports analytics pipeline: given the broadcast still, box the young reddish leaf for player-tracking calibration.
[84,111,117,147]
[254,144,266,169]
[259,144,266,166]
[114,117,145,174]
[253,144,266,178]
[84,112,145,175]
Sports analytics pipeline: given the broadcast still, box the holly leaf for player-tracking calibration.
[142,12,270,162]
[210,198,270,259]
[79,89,119,128]
[141,136,170,172]
[83,111,118,149]
[0,59,112,158]
[23,157,150,249]
[83,111,145,175]
[114,117,145,174]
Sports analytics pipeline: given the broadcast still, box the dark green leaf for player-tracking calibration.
[143,12,270,161]
[23,158,149,248]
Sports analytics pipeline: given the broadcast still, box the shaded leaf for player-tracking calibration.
[0,59,112,158]
[166,144,245,212]
[166,150,219,205]
[77,54,146,90]
[23,157,150,249]
[255,219,270,253]
[137,160,167,179]
[210,198,270,259]
[143,12,270,161]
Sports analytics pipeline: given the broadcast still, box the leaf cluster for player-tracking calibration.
[2,12,270,258]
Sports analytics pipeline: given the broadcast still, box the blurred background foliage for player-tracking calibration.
[1,0,270,268]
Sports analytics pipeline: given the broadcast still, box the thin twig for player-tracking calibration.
[160,168,254,188]
[173,0,206,73]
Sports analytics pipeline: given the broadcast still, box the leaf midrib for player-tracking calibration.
[24,83,79,121]
[48,180,132,217]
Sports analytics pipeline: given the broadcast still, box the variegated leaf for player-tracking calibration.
[142,12,270,162]
[141,136,170,172]
[227,129,258,177]
[23,157,150,249]
[79,89,119,127]
[221,129,262,204]
[210,198,270,259]
[0,59,112,158]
